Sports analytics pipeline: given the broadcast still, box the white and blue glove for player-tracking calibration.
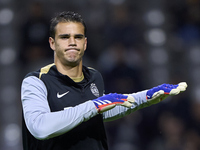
[92,82,187,113]
[146,82,187,104]
[92,93,135,113]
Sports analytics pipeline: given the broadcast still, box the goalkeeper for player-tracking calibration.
[21,11,187,150]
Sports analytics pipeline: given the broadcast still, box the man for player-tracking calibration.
[21,11,187,150]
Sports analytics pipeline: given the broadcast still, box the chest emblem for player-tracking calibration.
[57,91,69,98]
[90,83,99,97]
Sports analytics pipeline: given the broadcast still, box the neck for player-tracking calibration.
[55,61,83,78]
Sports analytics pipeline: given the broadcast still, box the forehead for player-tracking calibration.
[55,22,85,35]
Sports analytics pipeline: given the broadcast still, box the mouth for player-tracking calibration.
[65,48,80,52]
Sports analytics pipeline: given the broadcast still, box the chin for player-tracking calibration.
[65,60,81,67]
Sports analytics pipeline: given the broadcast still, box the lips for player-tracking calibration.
[65,48,80,52]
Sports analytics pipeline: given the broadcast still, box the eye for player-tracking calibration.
[75,35,84,40]
[61,36,69,39]
[76,36,82,39]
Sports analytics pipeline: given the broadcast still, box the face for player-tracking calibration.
[49,22,87,67]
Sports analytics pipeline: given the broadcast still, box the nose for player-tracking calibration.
[68,37,76,46]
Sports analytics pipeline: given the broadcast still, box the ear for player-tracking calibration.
[84,37,87,51]
[49,37,55,51]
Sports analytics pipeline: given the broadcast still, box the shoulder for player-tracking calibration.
[38,63,55,79]
[84,66,100,74]
[21,75,47,97]
[83,66,103,79]
[22,75,46,88]
[84,65,104,83]
[24,63,55,79]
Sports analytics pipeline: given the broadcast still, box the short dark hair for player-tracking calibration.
[49,11,87,39]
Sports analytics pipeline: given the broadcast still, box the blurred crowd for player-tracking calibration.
[15,0,200,150]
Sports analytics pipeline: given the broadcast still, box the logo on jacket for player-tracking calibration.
[57,91,69,98]
[90,83,99,97]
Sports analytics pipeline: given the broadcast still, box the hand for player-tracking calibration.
[146,82,187,104]
[92,93,135,113]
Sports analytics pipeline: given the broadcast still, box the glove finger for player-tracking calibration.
[121,101,133,108]
[112,95,134,107]
[169,82,187,95]
[177,82,187,92]
[127,95,135,103]
[121,94,135,103]
[169,88,180,95]
[152,90,164,99]
[178,82,187,88]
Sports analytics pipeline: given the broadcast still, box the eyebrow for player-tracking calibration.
[58,34,85,37]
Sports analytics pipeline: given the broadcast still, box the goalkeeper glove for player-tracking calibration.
[92,93,135,113]
[146,82,187,104]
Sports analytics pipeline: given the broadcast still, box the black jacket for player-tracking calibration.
[22,64,108,150]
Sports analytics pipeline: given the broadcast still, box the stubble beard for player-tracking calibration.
[63,52,84,67]
[55,48,84,68]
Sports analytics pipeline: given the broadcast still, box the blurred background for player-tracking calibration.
[0,0,200,149]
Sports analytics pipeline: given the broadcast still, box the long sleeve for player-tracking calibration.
[21,76,98,140]
[103,90,150,122]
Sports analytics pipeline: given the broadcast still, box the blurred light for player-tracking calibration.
[150,48,168,65]
[0,48,16,65]
[4,124,20,146]
[0,8,14,25]
[1,86,17,104]
[189,46,200,64]
[151,68,169,84]
[145,28,166,46]
[109,0,125,5]
[145,10,165,26]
